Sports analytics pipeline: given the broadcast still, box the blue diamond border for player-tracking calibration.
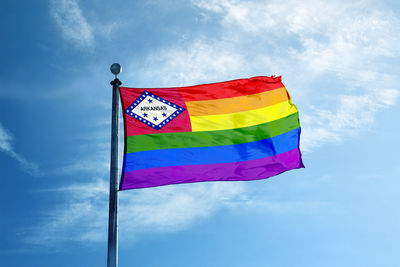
[125,90,185,130]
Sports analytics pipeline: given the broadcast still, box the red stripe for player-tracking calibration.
[120,76,284,102]
[180,76,284,101]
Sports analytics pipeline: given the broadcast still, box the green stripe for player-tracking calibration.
[126,112,300,153]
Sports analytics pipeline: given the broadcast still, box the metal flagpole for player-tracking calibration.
[108,63,122,267]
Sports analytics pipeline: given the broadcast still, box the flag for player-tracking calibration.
[119,76,304,190]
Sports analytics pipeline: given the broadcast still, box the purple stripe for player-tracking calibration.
[120,148,304,190]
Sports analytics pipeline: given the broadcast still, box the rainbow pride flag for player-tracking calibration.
[119,76,304,190]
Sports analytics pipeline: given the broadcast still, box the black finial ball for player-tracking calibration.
[110,63,122,75]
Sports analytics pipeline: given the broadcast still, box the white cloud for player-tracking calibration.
[50,0,94,48]
[26,177,332,247]
[25,179,108,245]
[29,0,400,247]
[137,0,400,151]
[26,179,245,246]
[301,88,400,150]
[244,199,333,214]
[59,158,109,175]
[119,182,245,233]
[0,123,40,176]
[129,40,247,87]
[0,123,13,152]
[49,0,123,49]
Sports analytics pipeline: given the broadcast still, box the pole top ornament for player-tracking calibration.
[110,63,122,77]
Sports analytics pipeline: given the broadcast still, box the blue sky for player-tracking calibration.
[1,0,400,266]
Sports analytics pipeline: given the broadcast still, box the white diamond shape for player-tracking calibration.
[128,94,178,127]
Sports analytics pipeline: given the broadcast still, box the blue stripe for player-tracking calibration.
[124,128,301,172]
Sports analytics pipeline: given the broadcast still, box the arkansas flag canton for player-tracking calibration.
[125,90,185,130]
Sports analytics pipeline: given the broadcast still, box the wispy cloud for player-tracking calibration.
[118,182,245,234]
[26,116,246,246]
[50,0,94,48]
[26,177,331,247]
[129,40,246,87]
[24,179,108,246]
[29,0,400,247]
[134,0,400,151]
[301,88,400,150]
[49,0,123,49]
[25,179,245,246]
[0,122,40,176]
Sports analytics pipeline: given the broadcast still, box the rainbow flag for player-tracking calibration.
[119,76,304,190]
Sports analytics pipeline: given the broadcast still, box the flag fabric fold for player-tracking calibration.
[119,76,304,190]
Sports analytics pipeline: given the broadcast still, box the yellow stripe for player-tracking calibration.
[186,87,289,116]
[190,100,298,132]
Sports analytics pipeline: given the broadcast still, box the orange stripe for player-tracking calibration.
[186,86,290,116]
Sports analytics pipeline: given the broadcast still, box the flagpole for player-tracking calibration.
[108,63,122,267]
